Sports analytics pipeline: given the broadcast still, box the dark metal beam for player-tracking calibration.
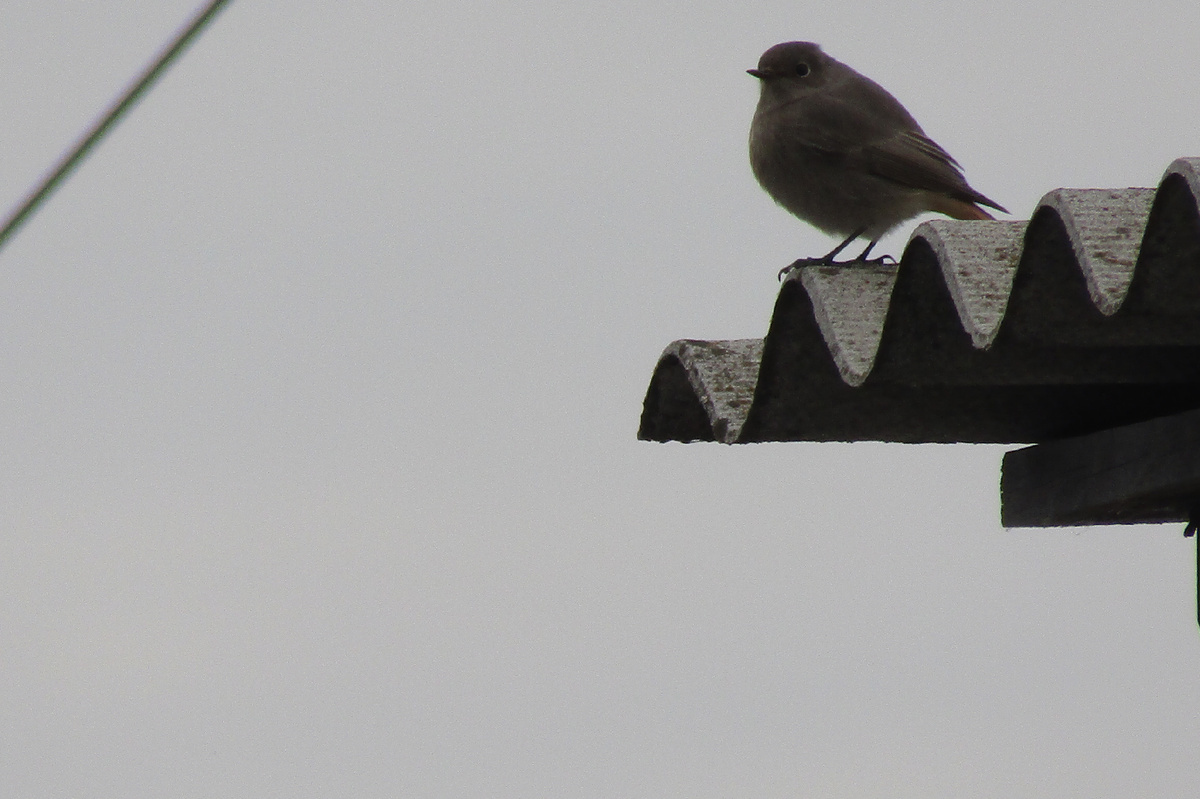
[1001,408,1200,527]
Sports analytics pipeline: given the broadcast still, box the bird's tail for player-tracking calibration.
[931,196,998,221]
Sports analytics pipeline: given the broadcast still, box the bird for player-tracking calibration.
[748,41,1006,271]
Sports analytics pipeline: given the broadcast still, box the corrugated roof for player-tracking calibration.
[639,157,1200,446]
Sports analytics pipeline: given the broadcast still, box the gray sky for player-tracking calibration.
[1,2,1198,796]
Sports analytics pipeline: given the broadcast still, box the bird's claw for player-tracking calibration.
[859,254,897,266]
[778,257,830,280]
[778,254,897,281]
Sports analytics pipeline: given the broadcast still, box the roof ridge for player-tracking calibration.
[640,156,1200,445]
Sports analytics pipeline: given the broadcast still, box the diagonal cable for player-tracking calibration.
[0,0,233,254]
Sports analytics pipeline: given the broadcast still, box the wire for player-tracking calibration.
[0,0,233,254]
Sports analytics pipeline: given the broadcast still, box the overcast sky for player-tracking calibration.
[1,2,1199,797]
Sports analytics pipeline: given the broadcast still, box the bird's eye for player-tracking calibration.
[794,62,810,77]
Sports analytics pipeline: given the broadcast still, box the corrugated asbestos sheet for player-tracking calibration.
[639,157,1200,449]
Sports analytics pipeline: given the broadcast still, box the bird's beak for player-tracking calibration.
[747,68,767,79]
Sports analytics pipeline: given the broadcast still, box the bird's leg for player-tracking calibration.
[778,229,865,280]
[849,238,896,266]
[819,230,864,263]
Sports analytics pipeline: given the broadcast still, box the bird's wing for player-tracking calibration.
[785,92,1006,213]
[859,131,1007,213]
[776,88,910,155]
[861,130,969,193]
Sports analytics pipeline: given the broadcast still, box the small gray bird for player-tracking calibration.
[748,41,1006,269]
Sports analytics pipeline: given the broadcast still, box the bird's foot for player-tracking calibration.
[778,257,831,280]
[778,254,896,281]
[854,254,897,266]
